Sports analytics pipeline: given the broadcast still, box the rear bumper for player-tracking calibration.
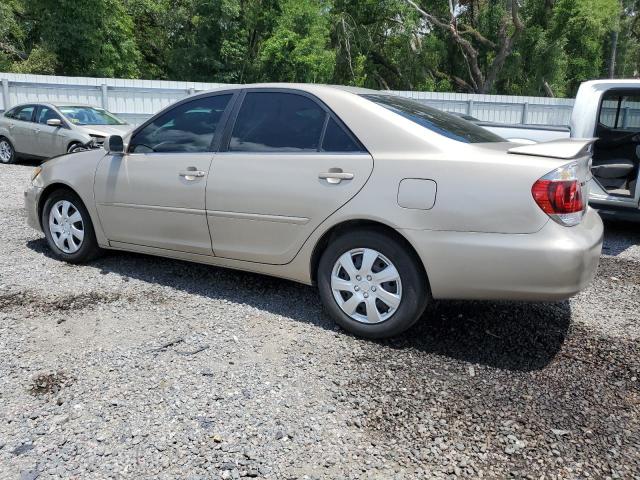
[24,185,43,232]
[402,208,603,301]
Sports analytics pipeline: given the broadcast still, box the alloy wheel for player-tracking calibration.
[331,248,402,324]
[0,140,12,163]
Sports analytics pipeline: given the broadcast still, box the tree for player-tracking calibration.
[25,0,141,78]
[260,0,335,82]
[402,0,524,93]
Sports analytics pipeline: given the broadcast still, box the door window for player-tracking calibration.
[229,92,326,152]
[129,94,232,153]
[12,105,35,122]
[321,117,364,152]
[36,106,63,125]
[599,91,640,130]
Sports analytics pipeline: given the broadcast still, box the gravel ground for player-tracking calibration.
[0,163,638,479]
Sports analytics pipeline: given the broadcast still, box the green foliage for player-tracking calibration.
[1,0,638,97]
[260,0,335,82]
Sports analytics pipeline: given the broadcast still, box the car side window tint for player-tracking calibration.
[4,107,17,119]
[129,94,232,153]
[14,106,35,122]
[229,92,326,152]
[322,117,364,152]
[37,106,62,125]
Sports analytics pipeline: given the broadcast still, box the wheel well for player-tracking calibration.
[309,219,429,286]
[37,183,77,228]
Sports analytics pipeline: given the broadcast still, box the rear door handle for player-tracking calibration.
[319,171,354,184]
[179,168,206,179]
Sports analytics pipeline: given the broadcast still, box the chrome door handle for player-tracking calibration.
[179,169,206,179]
[319,171,354,184]
[33,129,40,134]
[8,124,14,130]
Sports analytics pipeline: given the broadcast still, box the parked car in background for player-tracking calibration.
[0,103,130,164]
[478,80,640,220]
[25,84,603,338]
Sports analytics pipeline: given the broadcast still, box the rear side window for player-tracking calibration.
[230,92,326,152]
[13,105,36,123]
[130,94,232,153]
[599,91,640,130]
[361,94,504,143]
[322,118,363,152]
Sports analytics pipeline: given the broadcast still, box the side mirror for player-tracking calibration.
[46,118,62,127]
[105,135,124,154]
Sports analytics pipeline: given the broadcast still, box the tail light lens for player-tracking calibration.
[532,162,585,226]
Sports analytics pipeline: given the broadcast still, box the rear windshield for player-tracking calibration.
[58,106,126,126]
[361,94,504,143]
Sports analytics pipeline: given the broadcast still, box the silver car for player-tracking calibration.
[24,84,603,338]
[0,103,130,163]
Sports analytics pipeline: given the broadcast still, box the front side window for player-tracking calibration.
[130,94,232,153]
[58,106,126,126]
[361,94,504,143]
[4,107,18,119]
[13,105,35,123]
[37,106,63,125]
[599,91,640,130]
[230,92,326,152]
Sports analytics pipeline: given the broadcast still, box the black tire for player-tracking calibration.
[41,189,102,263]
[67,142,86,154]
[318,228,429,339]
[0,137,16,164]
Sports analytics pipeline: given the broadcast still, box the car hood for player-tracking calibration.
[80,124,131,137]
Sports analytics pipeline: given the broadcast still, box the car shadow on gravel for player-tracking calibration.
[27,238,569,372]
[602,218,640,256]
[389,300,571,372]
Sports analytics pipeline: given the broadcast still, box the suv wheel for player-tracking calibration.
[318,229,429,339]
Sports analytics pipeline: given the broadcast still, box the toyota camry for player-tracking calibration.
[24,84,603,338]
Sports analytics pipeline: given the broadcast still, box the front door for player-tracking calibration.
[94,93,234,255]
[34,105,66,157]
[206,90,374,265]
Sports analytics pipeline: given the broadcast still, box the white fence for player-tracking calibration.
[0,73,576,126]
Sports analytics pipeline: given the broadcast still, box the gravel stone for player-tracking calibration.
[1,163,639,478]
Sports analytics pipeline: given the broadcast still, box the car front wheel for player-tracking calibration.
[317,229,429,339]
[42,189,102,263]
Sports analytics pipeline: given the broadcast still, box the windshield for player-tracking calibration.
[361,94,504,143]
[58,106,126,126]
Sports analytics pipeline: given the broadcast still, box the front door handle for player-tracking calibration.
[319,169,354,184]
[179,167,206,180]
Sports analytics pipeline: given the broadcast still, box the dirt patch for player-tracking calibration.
[29,371,73,396]
[0,290,167,314]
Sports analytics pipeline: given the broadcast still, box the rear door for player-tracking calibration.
[94,92,235,254]
[8,105,37,155]
[206,89,373,265]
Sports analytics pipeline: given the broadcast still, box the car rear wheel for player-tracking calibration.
[42,189,102,263]
[318,229,429,339]
[0,137,15,164]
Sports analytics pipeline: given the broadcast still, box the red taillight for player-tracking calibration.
[532,162,586,226]
[532,179,583,214]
